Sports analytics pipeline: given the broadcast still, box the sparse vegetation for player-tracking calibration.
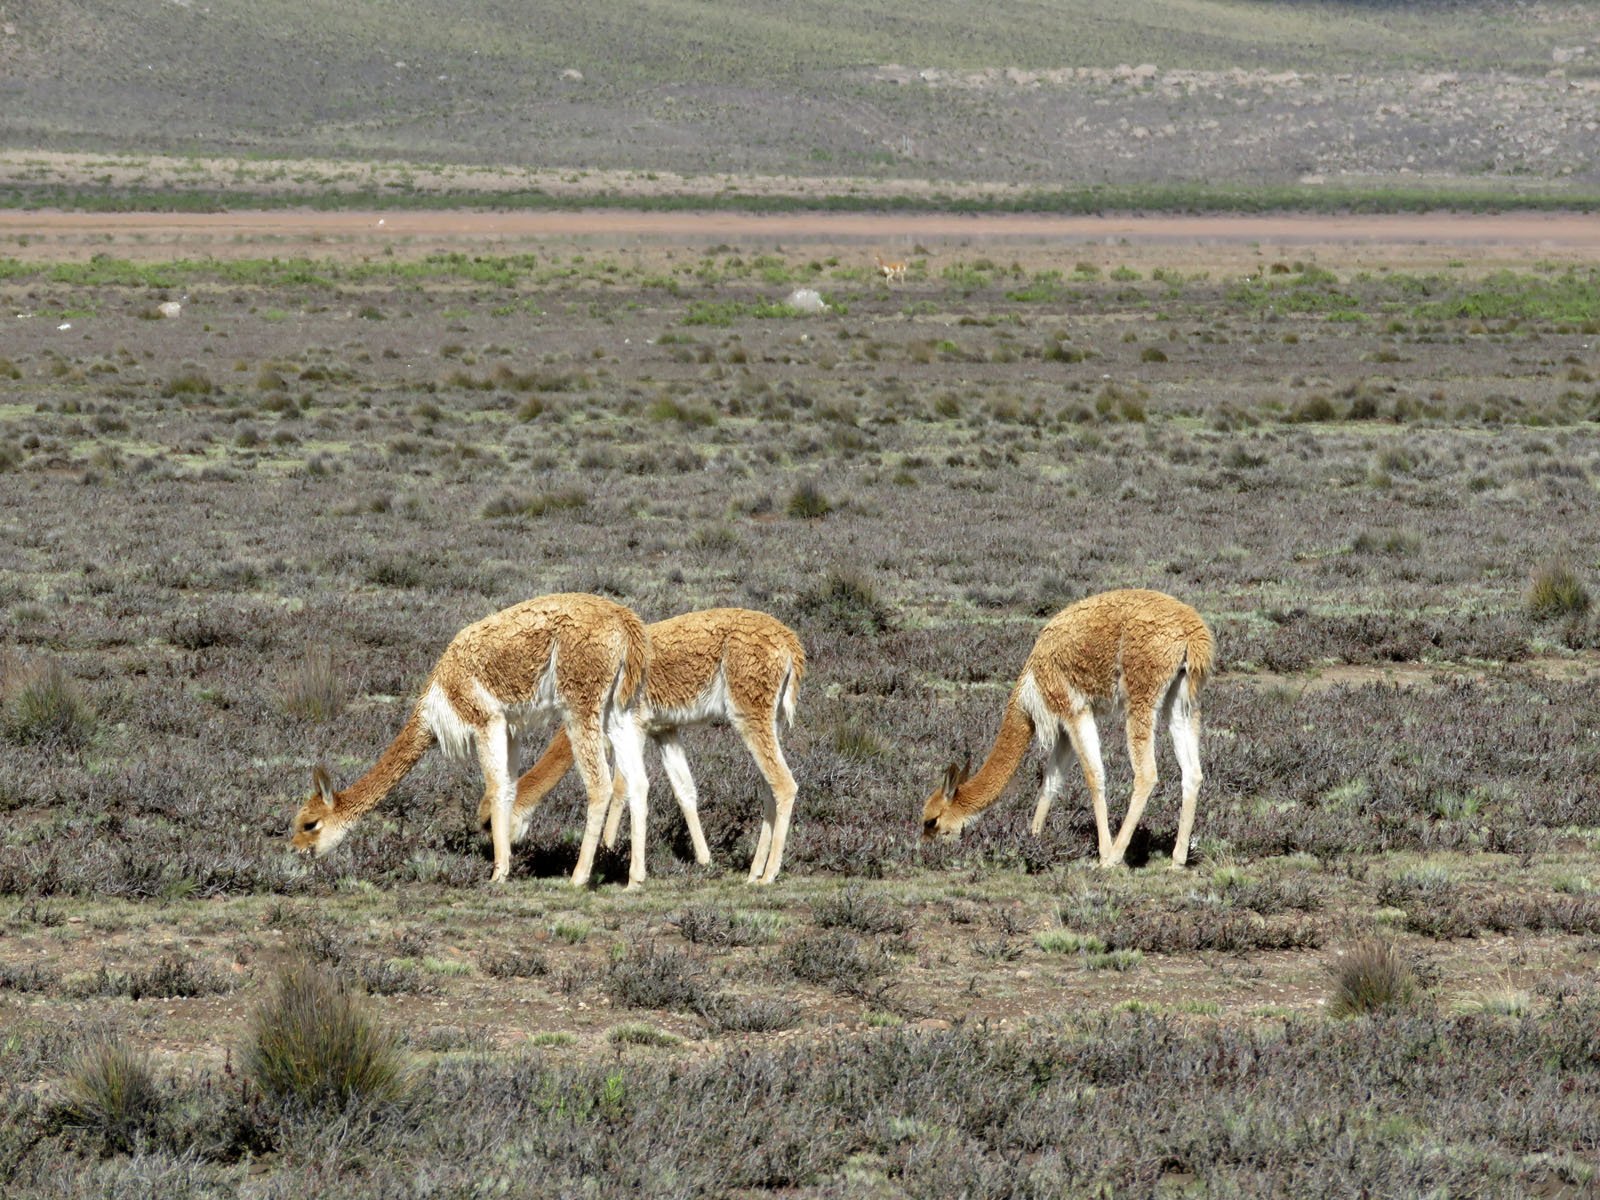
[2,214,1600,1197]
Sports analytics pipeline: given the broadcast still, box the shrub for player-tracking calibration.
[73,954,236,1001]
[1527,561,1590,621]
[54,1034,164,1155]
[480,948,550,979]
[364,557,427,589]
[481,489,588,519]
[604,944,716,1014]
[786,480,832,519]
[1327,939,1419,1017]
[793,569,892,636]
[279,646,347,722]
[670,906,781,948]
[810,886,910,936]
[704,996,801,1034]
[782,930,892,998]
[247,965,410,1112]
[1,657,97,750]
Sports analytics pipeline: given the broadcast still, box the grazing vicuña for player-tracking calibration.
[483,608,804,883]
[291,592,651,886]
[921,588,1213,868]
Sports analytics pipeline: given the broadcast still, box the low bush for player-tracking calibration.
[604,943,716,1015]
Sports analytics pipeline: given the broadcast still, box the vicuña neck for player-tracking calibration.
[952,695,1034,818]
[335,710,433,819]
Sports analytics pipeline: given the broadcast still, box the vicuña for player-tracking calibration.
[873,253,907,282]
[480,608,804,883]
[921,588,1213,868]
[290,592,652,887]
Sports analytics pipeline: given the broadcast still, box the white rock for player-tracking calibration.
[786,288,829,314]
[158,301,182,319]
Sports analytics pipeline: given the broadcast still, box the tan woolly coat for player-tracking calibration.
[291,592,649,868]
[924,589,1213,862]
[496,607,806,882]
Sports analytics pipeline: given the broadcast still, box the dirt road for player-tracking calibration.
[4,209,1600,266]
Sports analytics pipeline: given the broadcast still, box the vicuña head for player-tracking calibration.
[921,758,972,841]
[290,764,347,857]
[917,588,1213,868]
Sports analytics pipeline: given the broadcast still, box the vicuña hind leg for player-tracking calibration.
[1063,709,1112,862]
[477,716,515,883]
[567,716,614,888]
[744,719,797,884]
[1030,735,1073,837]
[601,758,628,850]
[1168,698,1203,869]
[1106,707,1159,867]
[606,708,650,888]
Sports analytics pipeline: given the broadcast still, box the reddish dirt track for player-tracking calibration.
[3,209,1600,258]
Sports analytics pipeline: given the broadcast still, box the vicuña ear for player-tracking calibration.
[941,763,962,796]
[958,754,973,786]
[311,764,336,804]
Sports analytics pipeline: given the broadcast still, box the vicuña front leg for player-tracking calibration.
[656,732,713,866]
[477,716,515,883]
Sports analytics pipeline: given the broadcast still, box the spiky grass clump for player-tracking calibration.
[246,965,410,1113]
[786,480,832,519]
[1034,930,1106,955]
[1527,561,1590,621]
[55,1034,164,1155]
[794,569,892,636]
[1,656,97,749]
[607,1022,683,1048]
[278,646,347,722]
[1328,938,1419,1017]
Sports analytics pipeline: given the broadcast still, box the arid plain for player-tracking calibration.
[2,212,1599,1195]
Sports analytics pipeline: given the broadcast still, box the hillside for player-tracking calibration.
[1,1,1598,194]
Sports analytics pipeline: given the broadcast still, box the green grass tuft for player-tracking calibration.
[1526,561,1590,621]
[246,965,411,1113]
[1,657,97,750]
[54,1034,164,1155]
[1328,939,1419,1017]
